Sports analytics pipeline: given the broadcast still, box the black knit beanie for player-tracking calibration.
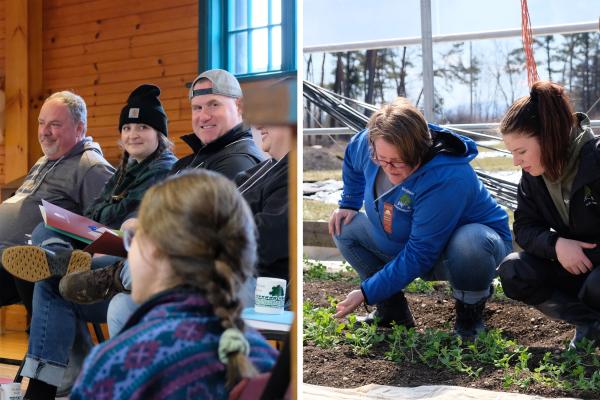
[119,84,168,136]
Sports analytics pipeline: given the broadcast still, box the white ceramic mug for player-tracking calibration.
[254,277,286,314]
[0,383,22,400]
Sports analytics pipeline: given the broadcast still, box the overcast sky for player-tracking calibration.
[304,0,599,48]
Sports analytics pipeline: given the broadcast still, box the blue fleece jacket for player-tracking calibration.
[339,124,511,305]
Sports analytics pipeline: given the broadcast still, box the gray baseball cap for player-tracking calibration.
[188,69,243,99]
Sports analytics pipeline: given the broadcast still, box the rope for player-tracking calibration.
[521,0,539,87]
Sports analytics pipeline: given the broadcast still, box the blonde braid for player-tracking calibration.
[138,169,259,388]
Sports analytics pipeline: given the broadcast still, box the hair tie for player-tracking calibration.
[218,328,250,364]
[529,88,538,104]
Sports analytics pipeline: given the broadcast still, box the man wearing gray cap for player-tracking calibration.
[58,69,266,334]
[170,68,265,177]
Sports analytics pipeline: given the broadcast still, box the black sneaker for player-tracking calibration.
[2,245,91,283]
[59,260,128,304]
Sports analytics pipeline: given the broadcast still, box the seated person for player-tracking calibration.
[2,84,177,282]
[331,98,512,340]
[68,170,278,400]
[0,90,114,314]
[235,124,291,306]
[2,84,177,399]
[498,81,600,349]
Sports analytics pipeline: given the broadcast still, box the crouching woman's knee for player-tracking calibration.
[579,268,600,311]
[497,252,544,304]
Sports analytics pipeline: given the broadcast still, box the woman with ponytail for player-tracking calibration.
[498,81,600,349]
[71,169,278,399]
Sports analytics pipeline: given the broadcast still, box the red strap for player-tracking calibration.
[521,0,539,87]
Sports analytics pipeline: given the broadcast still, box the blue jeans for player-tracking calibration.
[23,277,110,387]
[333,212,513,304]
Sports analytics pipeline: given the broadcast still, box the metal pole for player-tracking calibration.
[420,0,434,121]
[304,21,599,53]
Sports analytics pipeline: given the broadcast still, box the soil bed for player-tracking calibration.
[303,279,600,399]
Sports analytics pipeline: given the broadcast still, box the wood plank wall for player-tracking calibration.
[41,0,199,166]
[0,0,287,184]
[0,0,5,184]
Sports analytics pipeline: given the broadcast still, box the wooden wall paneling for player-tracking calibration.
[43,8,197,49]
[4,1,42,182]
[46,50,197,81]
[4,1,29,182]
[43,0,195,30]
[44,38,197,71]
[28,0,43,167]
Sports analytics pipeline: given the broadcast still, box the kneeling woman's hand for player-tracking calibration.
[555,237,596,275]
[328,208,358,236]
[334,289,364,319]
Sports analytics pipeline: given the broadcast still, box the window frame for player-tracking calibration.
[198,0,296,81]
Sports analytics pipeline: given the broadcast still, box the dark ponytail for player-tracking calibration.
[500,81,576,181]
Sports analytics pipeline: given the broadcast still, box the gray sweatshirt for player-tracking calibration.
[0,137,115,247]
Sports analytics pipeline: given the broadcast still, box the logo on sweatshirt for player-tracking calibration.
[584,185,598,207]
[395,190,414,213]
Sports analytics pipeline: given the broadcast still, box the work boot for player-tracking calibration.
[534,291,600,350]
[1,245,91,283]
[360,291,415,328]
[454,297,487,340]
[59,260,128,304]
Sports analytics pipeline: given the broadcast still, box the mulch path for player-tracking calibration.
[303,279,599,399]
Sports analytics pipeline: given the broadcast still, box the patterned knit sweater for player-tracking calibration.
[70,286,278,399]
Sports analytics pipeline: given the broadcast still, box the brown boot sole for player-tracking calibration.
[1,246,91,283]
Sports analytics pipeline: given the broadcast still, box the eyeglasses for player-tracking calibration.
[123,228,136,252]
[371,155,409,170]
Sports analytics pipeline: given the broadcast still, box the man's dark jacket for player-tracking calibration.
[514,120,600,263]
[235,155,289,281]
[171,123,264,180]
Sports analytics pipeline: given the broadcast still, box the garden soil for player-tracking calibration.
[303,279,599,399]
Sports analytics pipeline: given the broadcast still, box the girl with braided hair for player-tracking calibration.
[498,81,600,349]
[71,169,278,399]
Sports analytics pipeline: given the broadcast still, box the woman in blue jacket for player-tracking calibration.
[331,98,512,339]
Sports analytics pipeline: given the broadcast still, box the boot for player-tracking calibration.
[534,291,600,350]
[360,291,415,328]
[59,260,128,304]
[23,378,57,400]
[454,297,487,340]
[2,245,91,283]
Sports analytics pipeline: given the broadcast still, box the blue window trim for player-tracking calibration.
[198,0,296,80]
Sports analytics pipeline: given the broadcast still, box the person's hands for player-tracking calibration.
[120,218,138,232]
[555,237,596,275]
[328,208,358,236]
[334,289,365,319]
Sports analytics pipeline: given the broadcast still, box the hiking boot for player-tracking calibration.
[59,260,127,304]
[360,291,415,328]
[570,322,600,350]
[1,246,91,283]
[454,297,487,340]
[534,291,600,350]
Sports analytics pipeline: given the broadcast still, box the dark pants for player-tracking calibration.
[498,251,600,311]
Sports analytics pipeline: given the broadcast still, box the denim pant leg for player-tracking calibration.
[107,293,138,336]
[332,212,395,281]
[119,261,132,290]
[23,278,110,387]
[427,223,512,304]
[31,222,79,250]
